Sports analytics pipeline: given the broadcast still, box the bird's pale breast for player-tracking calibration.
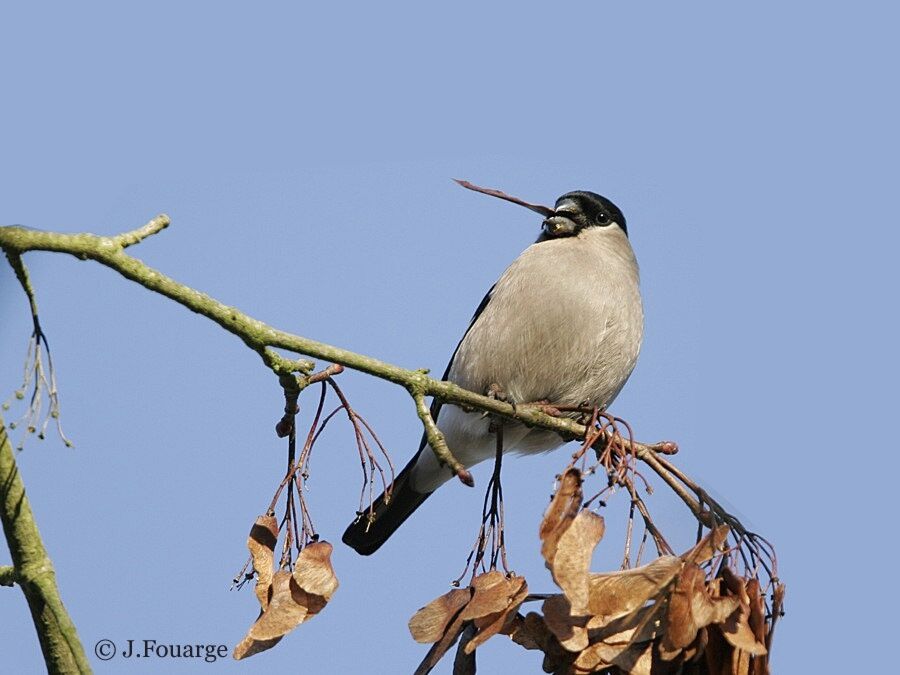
[449,226,643,410]
[411,225,643,490]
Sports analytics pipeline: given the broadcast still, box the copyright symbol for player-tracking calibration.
[94,639,116,660]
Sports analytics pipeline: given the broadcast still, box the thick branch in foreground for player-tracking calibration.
[0,413,90,673]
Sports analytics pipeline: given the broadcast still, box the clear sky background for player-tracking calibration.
[1,2,897,673]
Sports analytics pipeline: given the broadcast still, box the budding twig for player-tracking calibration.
[1,251,71,448]
[412,390,473,487]
[114,214,170,248]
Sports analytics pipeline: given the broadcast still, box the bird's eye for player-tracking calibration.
[597,213,610,224]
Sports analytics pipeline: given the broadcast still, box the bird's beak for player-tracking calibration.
[542,215,577,237]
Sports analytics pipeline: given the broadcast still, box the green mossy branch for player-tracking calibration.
[0,565,17,586]
[0,414,90,673]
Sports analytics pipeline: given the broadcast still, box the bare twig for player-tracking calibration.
[412,390,473,487]
[453,179,554,217]
[2,251,71,448]
[326,377,395,515]
[114,214,170,248]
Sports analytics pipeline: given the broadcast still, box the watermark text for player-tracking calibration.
[94,638,229,663]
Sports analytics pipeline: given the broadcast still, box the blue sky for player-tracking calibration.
[2,2,897,672]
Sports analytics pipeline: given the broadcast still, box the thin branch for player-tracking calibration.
[627,443,705,522]
[4,249,41,320]
[0,220,685,482]
[413,391,473,487]
[2,251,71,447]
[114,214,170,248]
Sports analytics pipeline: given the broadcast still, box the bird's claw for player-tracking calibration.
[481,383,516,419]
[532,399,563,417]
[486,383,510,403]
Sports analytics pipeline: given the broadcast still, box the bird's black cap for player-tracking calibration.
[556,191,627,236]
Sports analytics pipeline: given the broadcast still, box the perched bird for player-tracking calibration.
[343,184,643,555]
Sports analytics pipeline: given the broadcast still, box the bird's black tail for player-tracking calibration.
[342,453,433,556]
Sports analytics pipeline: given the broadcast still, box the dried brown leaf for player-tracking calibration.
[465,575,529,653]
[573,638,653,675]
[460,571,513,620]
[502,613,544,651]
[704,623,732,674]
[587,555,681,621]
[662,564,743,660]
[233,633,282,660]
[712,570,766,657]
[693,586,741,629]
[413,607,468,675]
[750,649,770,675]
[542,594,589,653]
[721,567,750,605]
[296,585,329,618]
[253,580,274,614]
[247,514,279,610]
[233,571,308,660]
[681,525,730,566]
[504,609,576,675]
[293,541,339,601]
[409,575,531,675]
[745,578,766,647]
[732,645,752,674]
[248,515,279,554]
[409,588,472,644]
[617,641,655,675]
[681,625,709,663]
[412,573,529,664]
[552,510,605,614]
[508,611,577,674]
[250,573,309,640]
[234,536,337,660]
[662,565,703,658]
[540,468,583,568]
[721,604,767,656]
[588,598,668,645]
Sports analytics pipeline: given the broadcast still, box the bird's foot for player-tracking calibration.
[483,383,516,429]
[576,400,603,426]
[486,383,512,404]
[482,383,516,412]
[530,399,564,418]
